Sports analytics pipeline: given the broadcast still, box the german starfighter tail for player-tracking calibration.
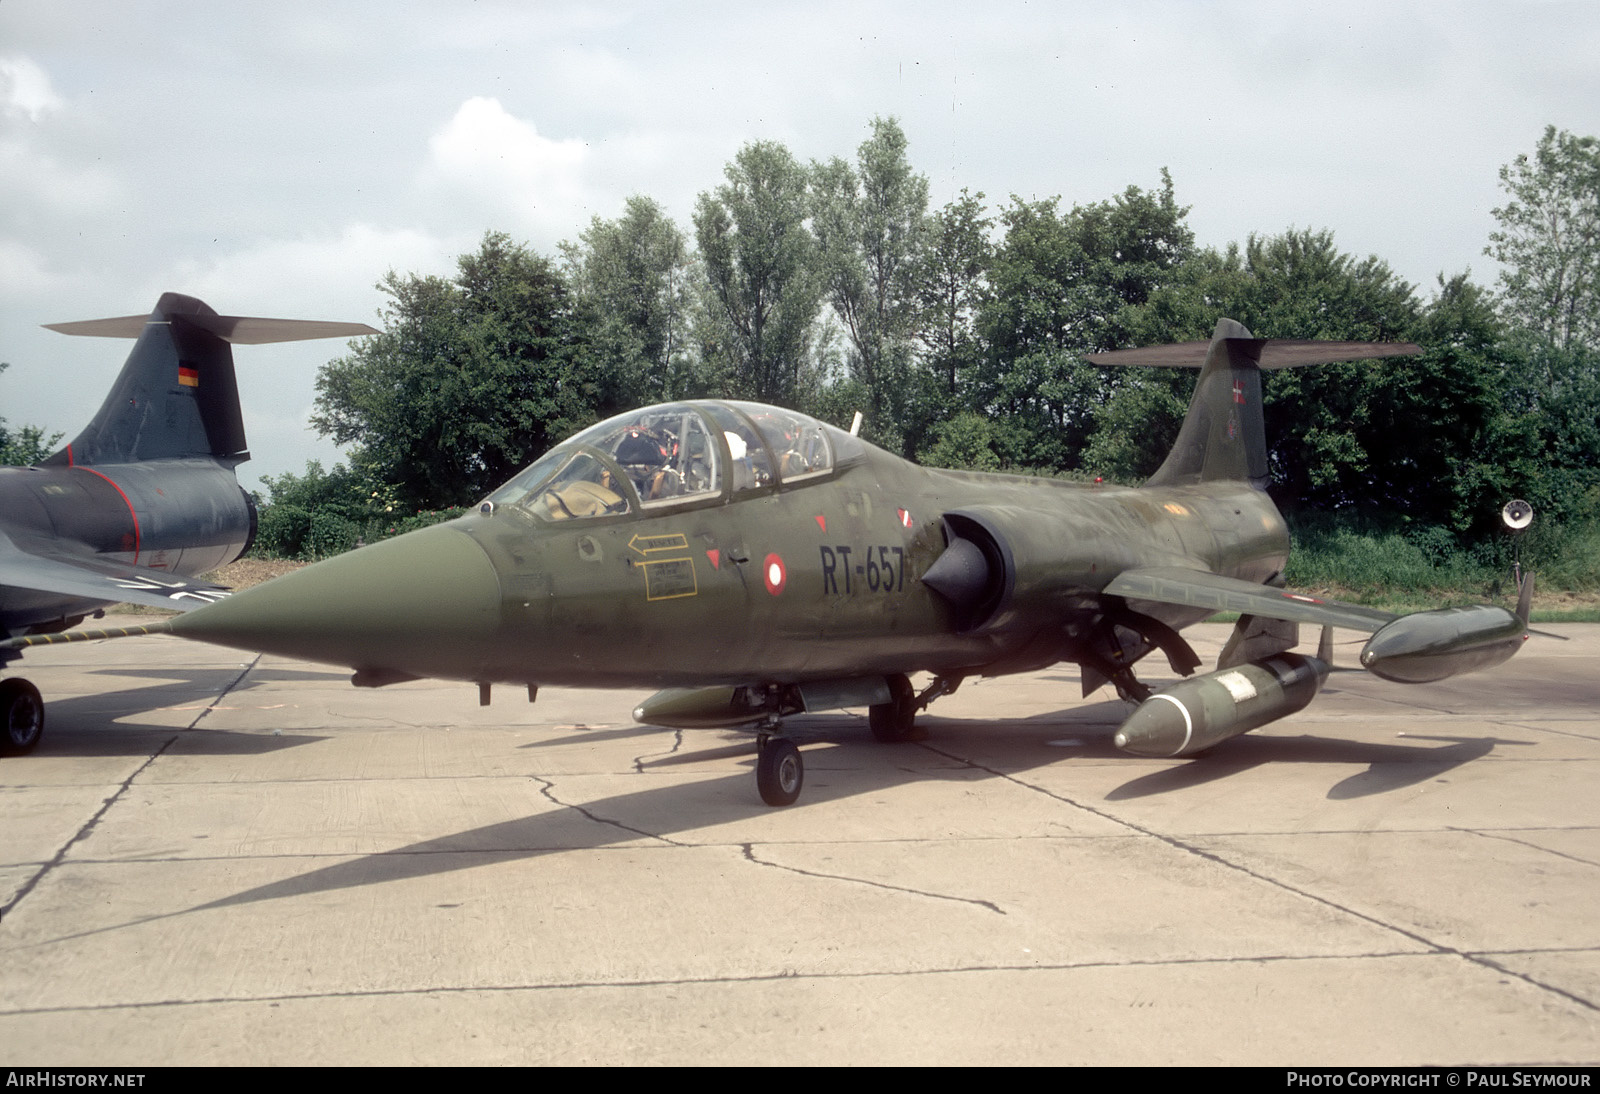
[1088,320,1421,490]
[41,293,375,468]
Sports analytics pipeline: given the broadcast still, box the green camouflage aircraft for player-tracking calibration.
[9,319,1533,805]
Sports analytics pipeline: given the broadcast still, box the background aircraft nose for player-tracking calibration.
[169,523,502,678]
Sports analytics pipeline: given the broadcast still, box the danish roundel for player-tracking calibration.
[763,553,786,596]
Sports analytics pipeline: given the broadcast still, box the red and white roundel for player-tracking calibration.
[763,553,786,596]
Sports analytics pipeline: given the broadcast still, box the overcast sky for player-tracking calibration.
[3,1,1598,494]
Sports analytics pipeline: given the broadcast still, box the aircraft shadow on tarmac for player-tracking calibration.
[136,712,1526,924]
[682,698,1531,806]
[521,723,680,750]
[886,705,1528,802]
[1318,669,1590,715]
[29,697,1532,944]
[1101,732,1532,801]
[14,667,332,758]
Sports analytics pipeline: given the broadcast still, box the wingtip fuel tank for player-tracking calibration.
[1358,605,1528,684]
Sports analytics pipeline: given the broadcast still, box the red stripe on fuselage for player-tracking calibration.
[76,466,141,564]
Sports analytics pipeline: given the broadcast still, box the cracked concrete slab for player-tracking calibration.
[1194,829,1600,953]
[0,620,1596,1064]
[1,956,1593,1066]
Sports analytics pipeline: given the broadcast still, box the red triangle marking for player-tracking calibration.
[706,549,720,569]
[814,515,826,532]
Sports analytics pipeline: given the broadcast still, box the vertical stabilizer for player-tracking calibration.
[40,294,376,469]
[1086,321,1421,491]
[45,293,247,467]
[1145,318,1268,488]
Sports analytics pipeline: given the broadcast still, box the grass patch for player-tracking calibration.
[1279,513,1600,617]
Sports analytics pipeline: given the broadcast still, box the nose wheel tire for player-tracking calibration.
[756,737,803,806]
[0,678,44,755]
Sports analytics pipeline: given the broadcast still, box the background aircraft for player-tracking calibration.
[9,319,1532,804]
[0,293,375,754]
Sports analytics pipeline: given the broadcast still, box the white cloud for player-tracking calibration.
[0,55,63,120]
[0,238,67,301]
[0,55,119,221]
[423,97,592,244]
[0,134,121,218]
[165,223,457,319]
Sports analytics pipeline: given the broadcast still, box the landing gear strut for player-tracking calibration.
[746,671,964,804]
[0,678,44,755]
[755,734,802,807]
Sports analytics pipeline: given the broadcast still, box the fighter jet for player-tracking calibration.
[0,293,376,754]
[9,319,1533,804]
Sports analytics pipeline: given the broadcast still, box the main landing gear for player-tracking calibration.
[0,678,44,755]
[749,673,963,806]
[868,674,917,742]
[868,673,961,743]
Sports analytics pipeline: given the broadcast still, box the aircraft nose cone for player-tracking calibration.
[170,523,501,679]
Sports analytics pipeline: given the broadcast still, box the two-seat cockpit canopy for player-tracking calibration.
[485,401,862,522]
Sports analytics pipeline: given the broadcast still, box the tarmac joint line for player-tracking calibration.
[738,841,1007,915]
[915,741,1600,1016]
[632,728,686,773]
[530,774,677,846]
[530,768,1009,915]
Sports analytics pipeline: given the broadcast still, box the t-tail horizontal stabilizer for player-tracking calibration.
[42,292,378,467]
[1088,320,1421,489]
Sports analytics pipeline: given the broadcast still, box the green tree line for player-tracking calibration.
[250,121,1598,587]
[0,362,62,467]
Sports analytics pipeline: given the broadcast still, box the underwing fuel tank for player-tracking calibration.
[1113,653,1330,758]
[1358,605,1528,684]
[632,686,770,729]
[633,678,895,729]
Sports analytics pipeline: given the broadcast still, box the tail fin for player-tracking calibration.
[41,292,376,468]
[1088,319,1421,489]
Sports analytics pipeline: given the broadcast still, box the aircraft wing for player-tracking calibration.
[1104,567,1396,631]
[0,530,230,615]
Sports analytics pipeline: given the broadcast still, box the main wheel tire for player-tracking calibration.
[756,737,803,806]
[0,678,44,755]
[868,673,918,742]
